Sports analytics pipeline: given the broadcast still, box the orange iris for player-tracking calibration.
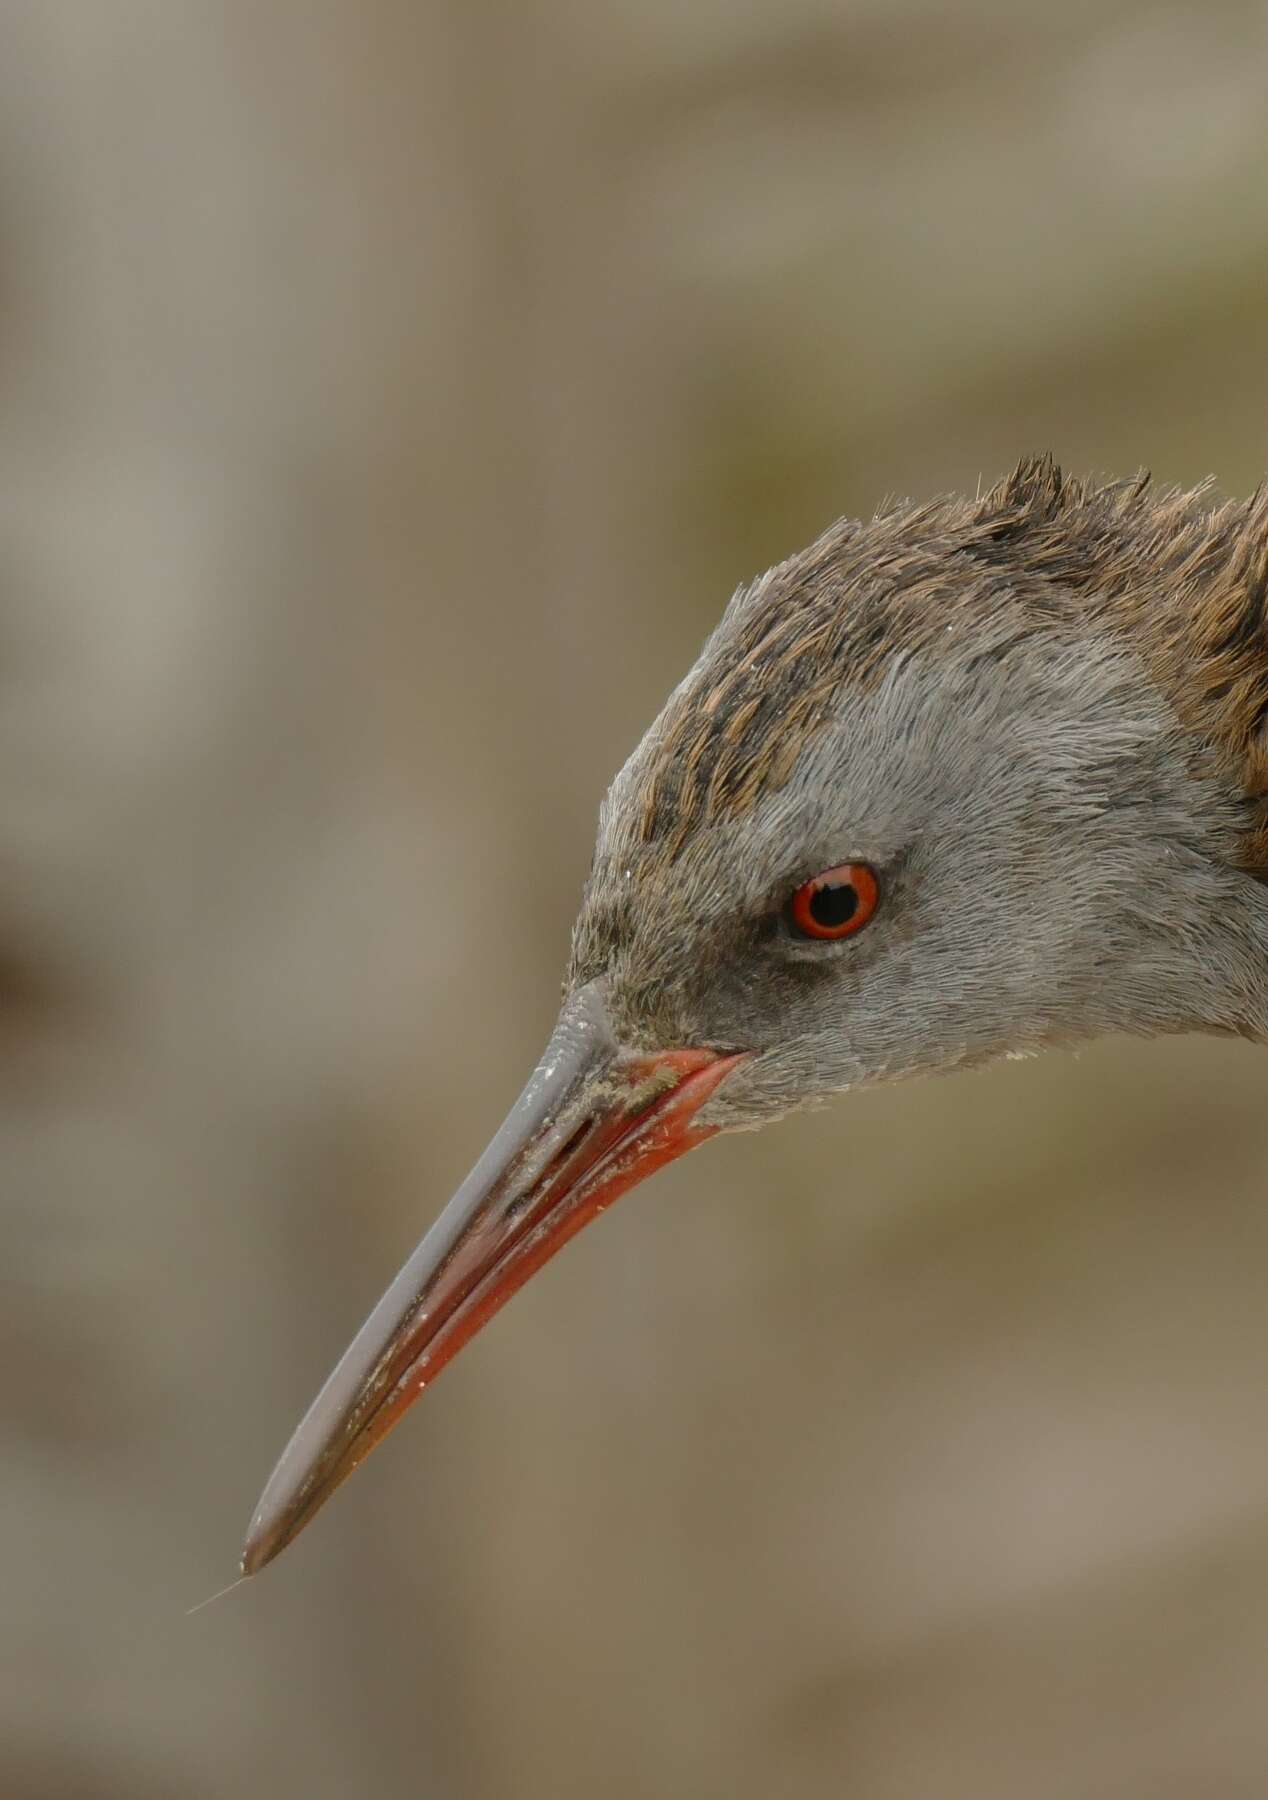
[788,862,880,940]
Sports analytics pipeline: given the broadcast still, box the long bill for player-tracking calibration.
[241,982,745,1574]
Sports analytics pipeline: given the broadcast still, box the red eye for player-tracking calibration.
[788,862,880,940]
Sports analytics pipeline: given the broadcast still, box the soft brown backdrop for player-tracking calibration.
[6,4,1268,1797]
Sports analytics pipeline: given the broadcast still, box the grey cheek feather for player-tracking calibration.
[577,630,1268,1137]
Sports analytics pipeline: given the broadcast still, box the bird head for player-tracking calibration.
[243,457,1268,1572]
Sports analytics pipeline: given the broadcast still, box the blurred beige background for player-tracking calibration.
[6,3,1268,1797]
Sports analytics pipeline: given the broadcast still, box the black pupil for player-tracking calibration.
[809,880,858,928]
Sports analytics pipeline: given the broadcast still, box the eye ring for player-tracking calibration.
[787,862,880,941]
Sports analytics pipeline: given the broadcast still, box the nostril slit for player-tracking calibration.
[553,1118,592,1168]
[513,1116,594,1216]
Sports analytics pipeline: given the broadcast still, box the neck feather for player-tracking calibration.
[972,459,1268,882]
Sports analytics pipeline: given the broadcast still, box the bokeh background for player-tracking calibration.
[7,4,1268,1797]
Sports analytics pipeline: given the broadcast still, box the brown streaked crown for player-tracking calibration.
[614,456,1268,879]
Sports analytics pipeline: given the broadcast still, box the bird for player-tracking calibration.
[241,454,1268,1574]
